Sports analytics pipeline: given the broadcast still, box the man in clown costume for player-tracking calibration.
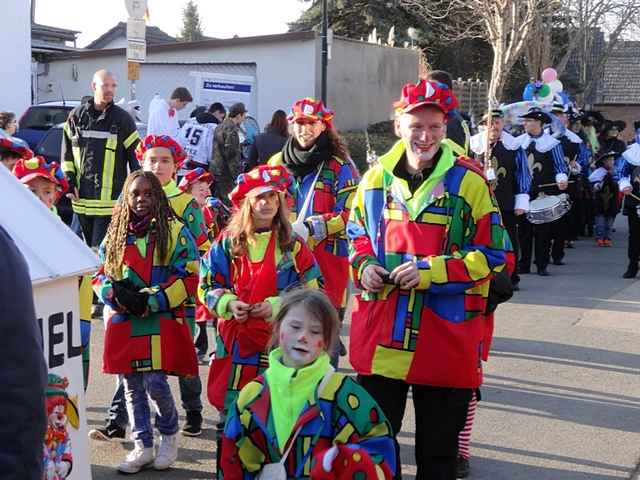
[347,79,507,479]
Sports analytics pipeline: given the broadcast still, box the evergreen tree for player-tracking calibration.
[180,0,204,42]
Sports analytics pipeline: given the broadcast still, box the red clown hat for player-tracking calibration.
[178,167,213,192]
[135,134,187,169]
[13,156,69,200]
[229,165,291,209]
[394,79,459,115]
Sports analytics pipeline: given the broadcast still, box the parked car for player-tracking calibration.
[34,122,147,227]
[15,101,80,149]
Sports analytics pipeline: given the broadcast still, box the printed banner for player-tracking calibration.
[36,277,92,480]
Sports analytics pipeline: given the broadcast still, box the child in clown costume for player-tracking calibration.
[13,155,69,214]
[268,98,359,365]
[178,167,230,362]
[220,288,396,479]
[197,165,322,473]
[92,170,199,473]
[43,374,76,480]
[137,134,210,436]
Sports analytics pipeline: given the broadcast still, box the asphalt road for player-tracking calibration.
[87,217,640,479]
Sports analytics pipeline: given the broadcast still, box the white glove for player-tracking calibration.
[306,215,328,243]
[321,445,340,472]
[57,461,71,478]
[291,221,310,242]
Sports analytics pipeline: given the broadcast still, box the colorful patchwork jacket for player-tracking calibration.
[93,218,200,376]
[347,140,506,388]
[269,153,359,307]
[220,363,396,479]
[198,231,322,411]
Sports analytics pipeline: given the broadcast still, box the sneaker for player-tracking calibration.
[117,441,154,474]
[596,239,605,247]
[181,411,203,437]
[88,423,127,442]
[153,434,178,470]
[457,456,470,478]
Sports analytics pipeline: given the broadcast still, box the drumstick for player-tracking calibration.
[628,192,640,202]
[537,180,575,188]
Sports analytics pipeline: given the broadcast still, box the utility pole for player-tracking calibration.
[321,0,328,104]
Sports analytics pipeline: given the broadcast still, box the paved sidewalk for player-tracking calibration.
[87,219,640,479]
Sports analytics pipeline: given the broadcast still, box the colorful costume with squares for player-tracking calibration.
[199,230,322,411]
[220,349,396,479]
[347,139,507,388]
[93,218,200,376]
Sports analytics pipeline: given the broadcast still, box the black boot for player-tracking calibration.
[181,411,203,436]
[622,264,638,279]
[457,456,470,478]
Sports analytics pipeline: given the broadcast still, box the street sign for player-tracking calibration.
[127,61,140,80]
[127,39,146,63]
[127,18,146,41]
[124,0,147,19]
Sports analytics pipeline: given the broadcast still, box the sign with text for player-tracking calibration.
[127,39,146,63]
[191,71,256,117]
[36,278,91,480]
[127,18,146,41]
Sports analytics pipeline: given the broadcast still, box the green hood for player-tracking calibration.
[378,139,456,220]
[265,348,330,451]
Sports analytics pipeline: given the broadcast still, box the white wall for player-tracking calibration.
[328,38,419,131]
[39,37,317,129]
[1,1,31,115]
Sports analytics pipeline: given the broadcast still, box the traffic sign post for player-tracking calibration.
[125,0,146,101]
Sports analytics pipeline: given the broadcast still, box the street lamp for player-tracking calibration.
[321,0,328,104]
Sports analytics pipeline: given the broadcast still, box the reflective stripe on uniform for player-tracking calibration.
[124,130,140,149]
[71,198,116,216]
[80,129,118,141]
[101,138,117,201]
[63,122,82,175]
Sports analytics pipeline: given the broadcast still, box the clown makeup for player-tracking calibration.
[189,179,211,208]
[292,119,326,149]
[142,146,176,186]
[278,305,326,369]
[27,176,57,210]
[398,106,446,173]
[248,190,280,229]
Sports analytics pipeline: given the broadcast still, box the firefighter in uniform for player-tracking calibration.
[62,69,140,247]
[470,109,531,289]
[517,107,568,276]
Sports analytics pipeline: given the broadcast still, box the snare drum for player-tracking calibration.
[526,194,571,224]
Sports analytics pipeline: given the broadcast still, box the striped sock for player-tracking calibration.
[458,390,478,459]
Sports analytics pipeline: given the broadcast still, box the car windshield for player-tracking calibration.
[36,127,63,158]
[20,107,71,130]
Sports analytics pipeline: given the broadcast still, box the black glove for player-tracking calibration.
[112,280,149,316]
[634,120,640,131]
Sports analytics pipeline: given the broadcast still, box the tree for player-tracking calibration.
[401,0,558,104]
[180,0,204,42]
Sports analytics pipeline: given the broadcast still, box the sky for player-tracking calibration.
[35,0,309,47]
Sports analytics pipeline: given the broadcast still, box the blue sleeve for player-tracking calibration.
[578,143,590,177]
[515,148,532,194]
[620,160,633,180]
[551,144,567,175]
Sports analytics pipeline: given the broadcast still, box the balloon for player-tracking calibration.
[537,84,551,98]
[541,68,558,83]
[523,83,536,101]
[548,79,563,94]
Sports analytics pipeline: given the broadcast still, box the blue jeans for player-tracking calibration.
[179,375,203,413]
[595,215,614,240]
[123,372,178,448]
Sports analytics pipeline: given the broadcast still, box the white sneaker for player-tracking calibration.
[117,441,154,474]
[153,434,178,470]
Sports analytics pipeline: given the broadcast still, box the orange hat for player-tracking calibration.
[229,165,291,209]
[13,156,69,200]
[394,79,459,115]
[178,167,213,192]
[135,134,187,169]
[288,98,334,127]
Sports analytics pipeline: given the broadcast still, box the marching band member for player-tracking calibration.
[618,139,640,278]
[470,109,531,290]
[517,107,568,276]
